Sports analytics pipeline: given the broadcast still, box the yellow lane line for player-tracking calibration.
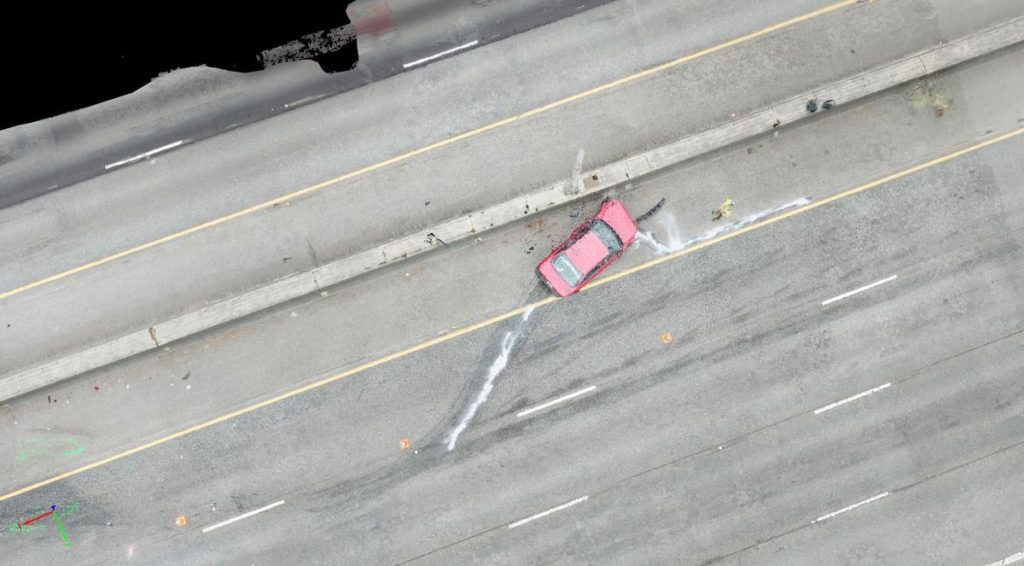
[2,125,1020,504]
[0,0,860,302]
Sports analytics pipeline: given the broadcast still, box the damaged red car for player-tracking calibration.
[536,198,639,297]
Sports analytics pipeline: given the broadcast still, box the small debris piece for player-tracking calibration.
[712,198,734,222]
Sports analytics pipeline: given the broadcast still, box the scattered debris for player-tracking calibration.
[524,245,535,254]
[806,99,818,113]
[909,79,951,117]
[822,99,836,110]
[182,372,190,381]
[712,198,734,221]
[94,385,100,392]
[425,232,449,247]
[636,198,667,223]
[424,200,430,206]
[282,257,292,263]
[772,119,782,129]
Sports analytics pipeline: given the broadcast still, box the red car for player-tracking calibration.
[536,198,639,297]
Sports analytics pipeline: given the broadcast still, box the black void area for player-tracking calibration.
[1,5,359,130]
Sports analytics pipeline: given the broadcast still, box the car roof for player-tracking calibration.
[564,231,610,275]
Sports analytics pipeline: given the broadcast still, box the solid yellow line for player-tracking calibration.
[0,297,557,503]
[2,126,1020,504]
[0,0,860,303]
[587,126,1024,291]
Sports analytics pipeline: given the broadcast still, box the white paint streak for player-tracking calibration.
[508,496,588,529]
[104,140,184,170]
[984,551,1024,566]
[812,492,889,524]
[201,500,285,533]
[821,275,898,306]
[517,386,596,418]
[634,197,811,256]
[403,40,479,68]
[446,306,534,451]
[814,383,891,415]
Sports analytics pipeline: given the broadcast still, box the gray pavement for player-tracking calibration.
[2,35,1024,564]
[5,0,1024,395]
[0,0,613,208]
[4,38,1022,496]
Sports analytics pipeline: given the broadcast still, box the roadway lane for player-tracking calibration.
[2,80,1023,565]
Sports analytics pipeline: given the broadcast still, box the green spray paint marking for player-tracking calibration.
[15,437,85,462]
[53,510,70,547]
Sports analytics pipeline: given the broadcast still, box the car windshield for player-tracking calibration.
[590,219,622,253]
[552,253,584,287]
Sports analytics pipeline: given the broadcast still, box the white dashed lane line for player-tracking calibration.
[814,383,892,415]
[403,40,480,69]
[517,386,597,418]
[201,500,285,534]
[821,274,898,306]
[811,492,889,524]
[508,496,589,529]
[104,140,185,170]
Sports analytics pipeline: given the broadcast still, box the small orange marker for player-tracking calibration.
[399,438,411,450]
[175,515,187,527]
[661,332,673,344]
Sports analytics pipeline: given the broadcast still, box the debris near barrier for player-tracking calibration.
[712,198,733,221]
[636,198,667,223]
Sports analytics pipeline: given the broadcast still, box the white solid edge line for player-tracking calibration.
[201,500,285,533]
[517,386,597,418]
[821,275,898,306]
[984,551,1024,566]
[508,495,588,529]
[105,140,184,170]
[812,492,889,524]
[403,40,480,69]
[814,383,892,415]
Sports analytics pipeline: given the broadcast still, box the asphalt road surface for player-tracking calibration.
[2,2,1024,565]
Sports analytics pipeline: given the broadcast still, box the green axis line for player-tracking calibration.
[52,510,70,547]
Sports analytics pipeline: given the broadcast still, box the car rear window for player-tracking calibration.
[552,253,583,287]
[590,220,622,253]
